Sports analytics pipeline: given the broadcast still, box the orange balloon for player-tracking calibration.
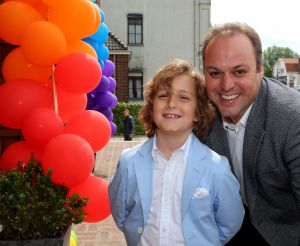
[34,1,49,18]
[48,0,97,42]
[41,0,58,7]
[21,21,66,66]
[2,47,52,83]
[86,1,101,37]
[65,40,97,59]
[3,0,40,7]
[0,1,45,45]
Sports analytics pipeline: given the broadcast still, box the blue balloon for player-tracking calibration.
[83,37,99,52]
[90,23,108,44]
[97,44,109,62]
[100,9,105,23]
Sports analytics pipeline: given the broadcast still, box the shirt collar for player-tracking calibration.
[152,133,192,161]
[223,103,253,131]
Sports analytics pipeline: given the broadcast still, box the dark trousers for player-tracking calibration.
[226,206,269,245]
[124,135,132,141]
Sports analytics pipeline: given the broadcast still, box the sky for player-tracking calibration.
[211,0,300,54]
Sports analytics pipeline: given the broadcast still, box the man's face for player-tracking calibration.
[204,33,263,124]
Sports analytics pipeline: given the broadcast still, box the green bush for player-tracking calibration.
[0,157,88,240]
[112,102,145,136]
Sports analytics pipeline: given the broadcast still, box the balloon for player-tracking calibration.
[98,107,112,119]
[110,93,118,109]
[65,40,97,59]
[21,107,64,147]
[21,21,66,66]
[3,0,40,7]
[95,91,115,108]
[41,0,57,6]
[2,47,51,83]
[108,77,117,92]
[50,86,87,122]
[96,44,109,62]
[86,93,96,109]
[0,79,52,129]
[41,134,94,187]
[100,8,105,23]
[48,0,98,42]
[69,236,77,246]
[0,141,42,171]
[102,60,115,77]
[86,1,101,37]
[110,122,117,135]
[68,175,111,222]
[0,1,45,45]
[54,52,102,94]
[64,110,111,152]
[95,75,110,93]
[70,230,78,243]
[90,23,108,44]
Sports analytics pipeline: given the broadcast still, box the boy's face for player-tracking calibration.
[153,75,197,137]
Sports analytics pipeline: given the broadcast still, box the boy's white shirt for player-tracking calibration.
[138,133,192,246]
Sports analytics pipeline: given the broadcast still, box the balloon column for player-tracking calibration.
[83,7,118,135]
[0,0,111,223]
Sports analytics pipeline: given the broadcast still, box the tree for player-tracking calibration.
[263,46,299,77]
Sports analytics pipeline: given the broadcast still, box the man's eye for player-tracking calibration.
[233,70,246,77]
[209,71,222,77]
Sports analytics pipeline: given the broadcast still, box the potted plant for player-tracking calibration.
[0,157,88,246]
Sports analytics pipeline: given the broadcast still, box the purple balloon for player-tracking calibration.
[107,113,114,122]
[98,107,112,118]
[110,93,118,109]
[108,76,116,92]
[96,91,115,108]
[86,93,96,109]
[110,121,117,135]
[95,75,110,93]
[103,60,115,77]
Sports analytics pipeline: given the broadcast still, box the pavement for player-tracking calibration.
[72,136,147,246]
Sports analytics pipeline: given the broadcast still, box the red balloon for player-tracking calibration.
[68,175,111,222]
[21,107,64,147]
[0,141,42,171]
[64,110,111,152]
[54,52,102,94]
[49,86,87,122]
[41,133,94,187]
[0,79,52,129]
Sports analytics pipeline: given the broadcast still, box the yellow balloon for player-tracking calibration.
[69,236,77,246]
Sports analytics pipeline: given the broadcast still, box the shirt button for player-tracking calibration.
[137,227,143,234]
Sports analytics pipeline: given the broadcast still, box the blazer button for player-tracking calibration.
[137,227,143,234]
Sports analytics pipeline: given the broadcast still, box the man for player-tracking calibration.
[203,22,300,246]
[123,108,135,141]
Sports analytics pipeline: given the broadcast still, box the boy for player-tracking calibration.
[109,59,244,246]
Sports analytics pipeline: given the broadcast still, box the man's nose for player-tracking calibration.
[220,73,235,92]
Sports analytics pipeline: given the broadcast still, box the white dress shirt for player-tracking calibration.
[138,133,192,246]
[223,105,252,206]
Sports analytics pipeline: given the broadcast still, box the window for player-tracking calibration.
[128,14,143,45]
[129,77,143,100]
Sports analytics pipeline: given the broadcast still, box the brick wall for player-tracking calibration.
[109,54,129,103]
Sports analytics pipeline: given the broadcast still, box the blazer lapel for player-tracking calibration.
[181,136,207,217]
[133,138,154,225]
[243,79,267,211]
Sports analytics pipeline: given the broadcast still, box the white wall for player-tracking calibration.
[100,0,211,85]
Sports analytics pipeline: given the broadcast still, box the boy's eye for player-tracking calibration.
[180,96,189,100]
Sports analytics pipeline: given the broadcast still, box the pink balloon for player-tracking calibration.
[41,133,94,187]
[0,141,42,171]
[68,175,111,222]
[64,110,111,152]
[0,79,52,129]
[21,107,64,147]
[54,52,102,94]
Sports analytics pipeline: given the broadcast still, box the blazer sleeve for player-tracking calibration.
[213,158,245,245]
[108,156,128,231]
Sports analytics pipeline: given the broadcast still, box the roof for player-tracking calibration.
[106,32,128,51]
[282,58,299,72]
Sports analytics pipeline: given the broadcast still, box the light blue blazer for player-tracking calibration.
[109,134,244,246]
